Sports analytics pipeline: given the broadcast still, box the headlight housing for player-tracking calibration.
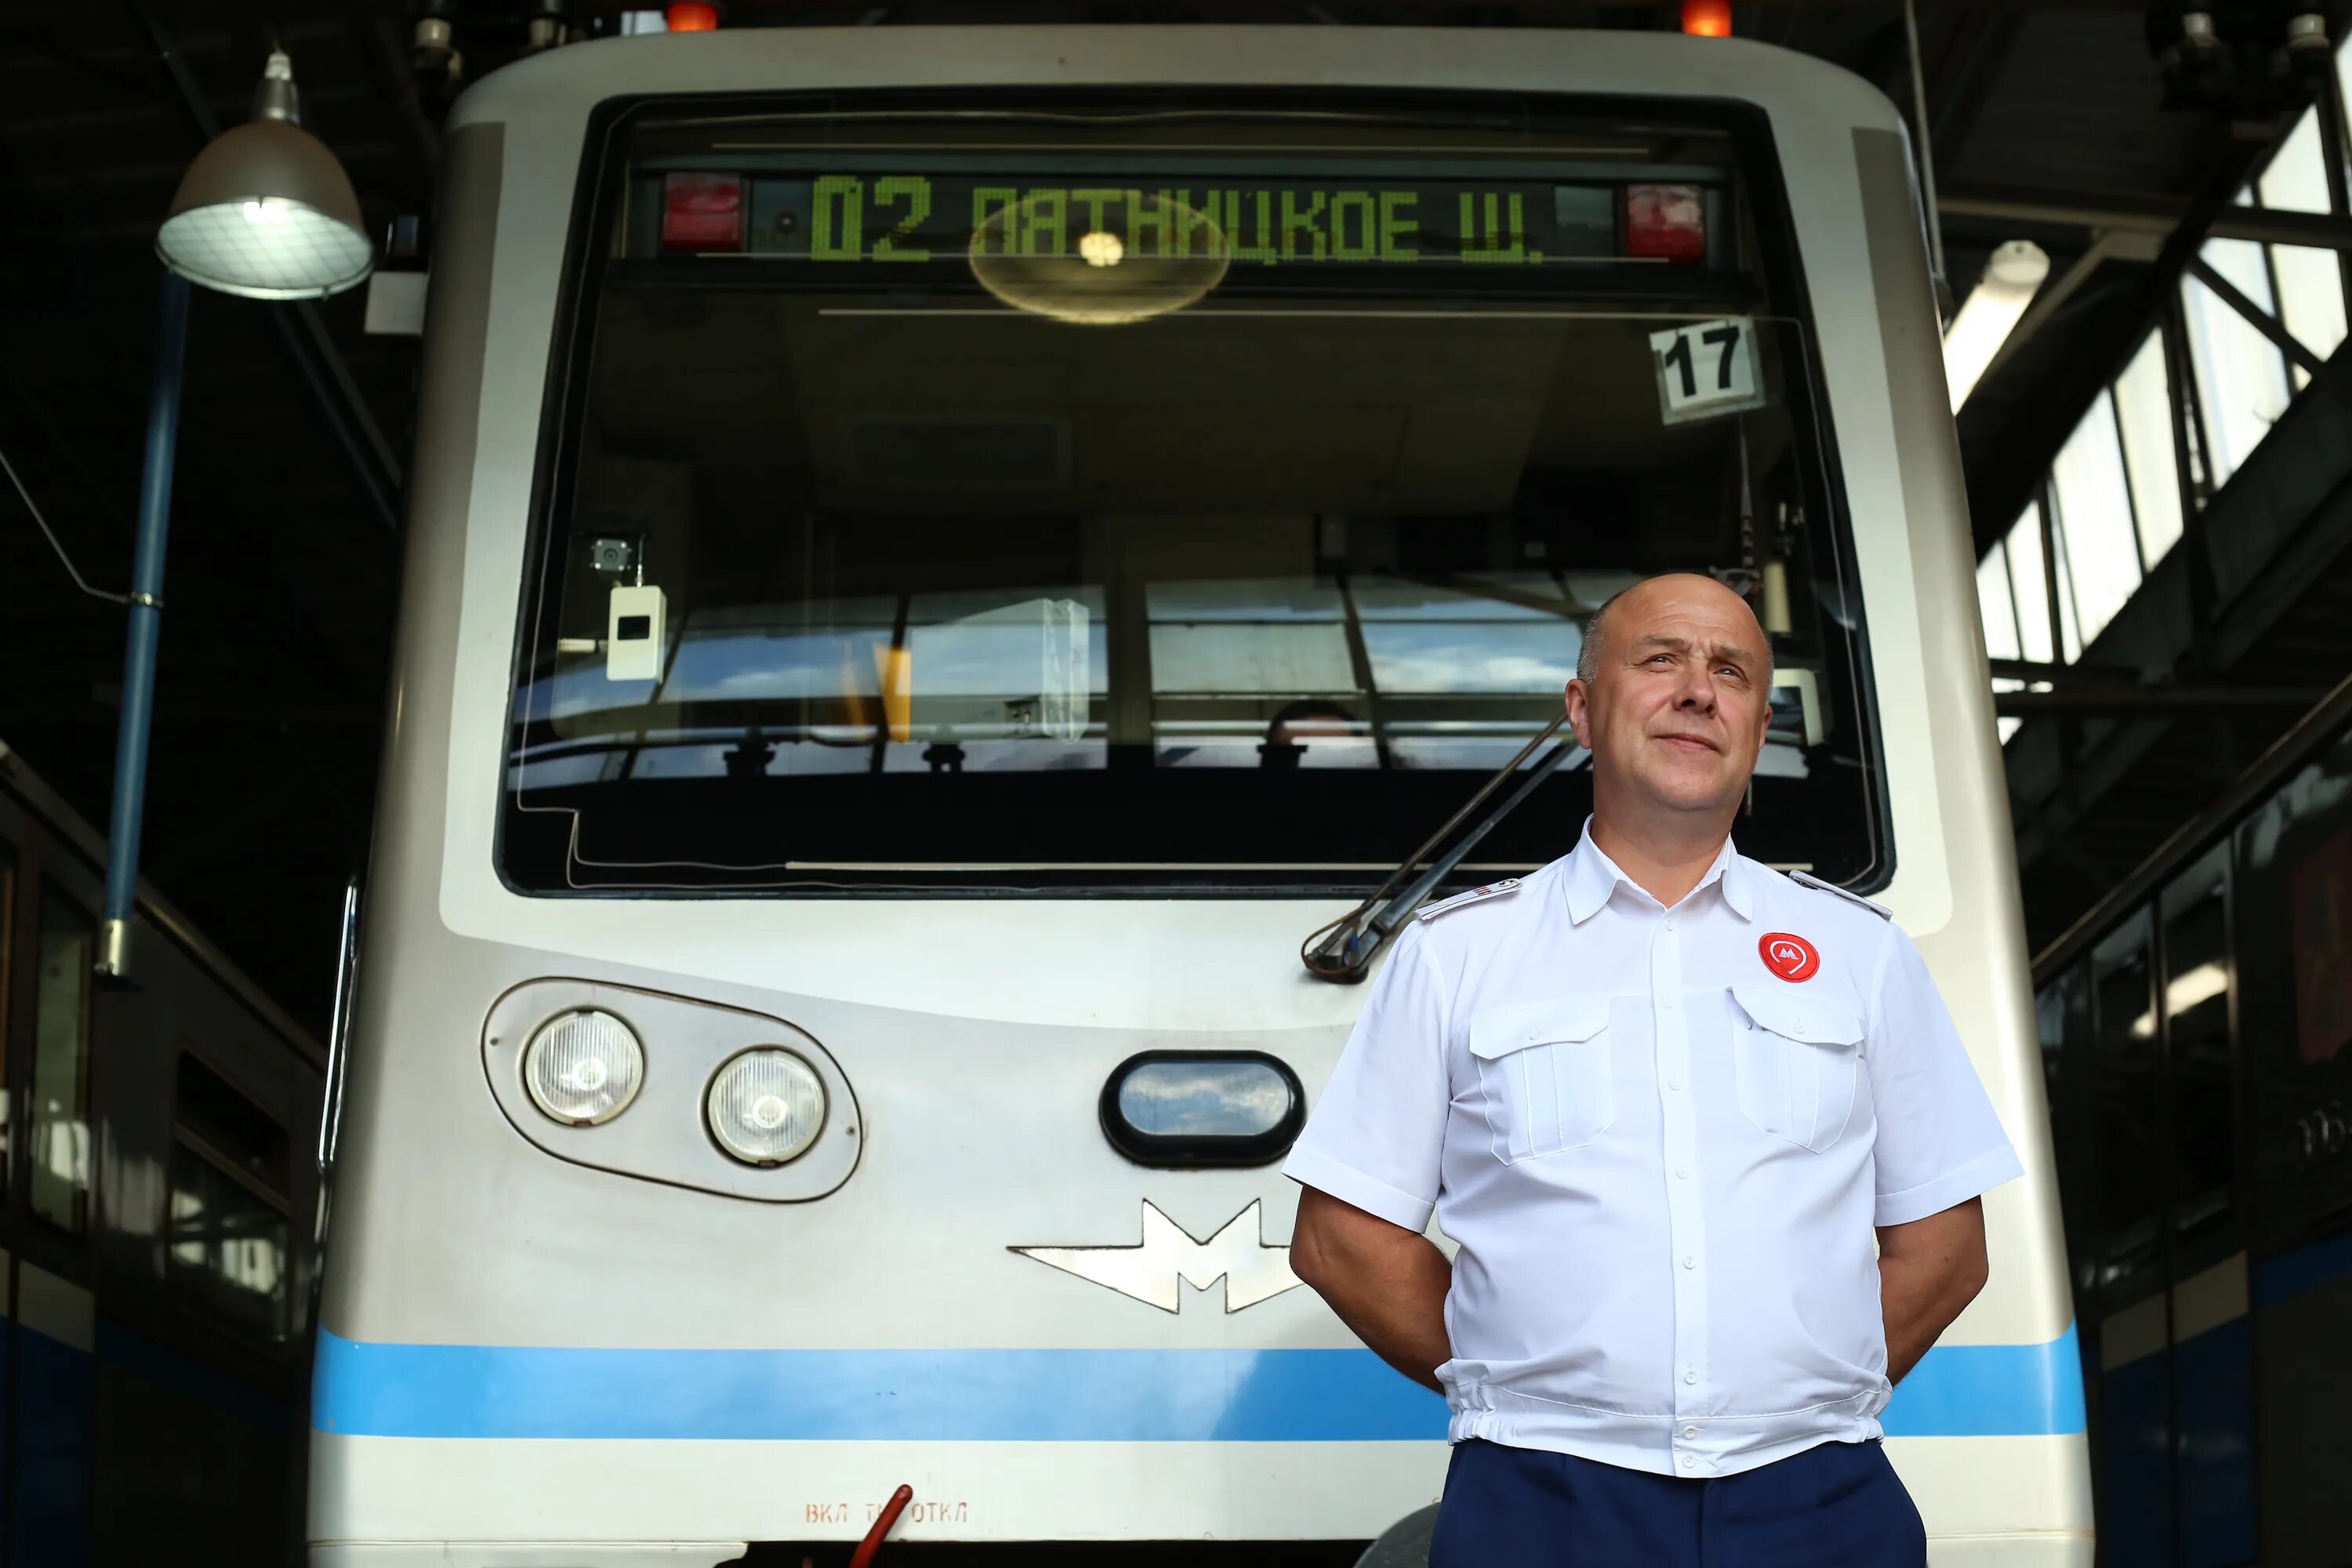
[521,1008,645,1126]
[706,1047,827,1165]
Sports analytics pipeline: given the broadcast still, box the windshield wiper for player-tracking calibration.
[1301,714,1587,983]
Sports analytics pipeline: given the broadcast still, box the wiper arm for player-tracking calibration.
[1301,714,1587,983]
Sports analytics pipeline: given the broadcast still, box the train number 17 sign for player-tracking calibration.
[1650,316,1765,425]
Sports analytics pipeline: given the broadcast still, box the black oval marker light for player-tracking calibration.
[1101,1051,1305,1169]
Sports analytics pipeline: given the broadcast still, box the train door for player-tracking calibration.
[2,844,100,1567]
[2082,912,2172,1567]
[2053,845,2255,1568]
[2154,850,2254,1568]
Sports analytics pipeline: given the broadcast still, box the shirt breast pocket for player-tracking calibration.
[1730,985,1865,1152]
[1466,996,1616,1165]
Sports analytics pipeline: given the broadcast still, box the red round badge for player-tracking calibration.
[1759,932,1820,982]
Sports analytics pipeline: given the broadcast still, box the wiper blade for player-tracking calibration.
[1301,714,1586,983]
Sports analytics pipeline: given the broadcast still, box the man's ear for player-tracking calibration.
[1565,679,1592,752]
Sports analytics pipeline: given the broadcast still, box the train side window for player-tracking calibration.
[167,1051,292,1345]
[2092,918,2162,1303]
[2162,858,2235,1253]
[30,882,95,1235]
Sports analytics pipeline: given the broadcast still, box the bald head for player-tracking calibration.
[1563,570,1776,830]
[1577,574,1772,686]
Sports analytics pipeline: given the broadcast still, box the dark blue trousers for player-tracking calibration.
[1428,1438,1928,1568]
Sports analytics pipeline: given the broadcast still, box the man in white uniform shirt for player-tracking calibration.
[1284,575,2020,1566]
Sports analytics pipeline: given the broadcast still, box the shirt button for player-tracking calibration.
[1680,1456,1697,1471]
[1685,1370,1698,1385]
[1662,993,1679,1010]
[1667,1074,1682,1091]
[1682,1425,1698,1439]
[1793,1023,1809,1036]
[1682,1255,1696,1269]
[1664,916,1677,933]
[1675,1166,1690,1179]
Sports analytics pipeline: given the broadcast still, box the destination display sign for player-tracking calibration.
[734,174,1642,267]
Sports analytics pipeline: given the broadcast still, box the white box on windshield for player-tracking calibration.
[606,583,666,682]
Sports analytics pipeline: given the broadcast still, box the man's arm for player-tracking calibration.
[1877,1197,1989,1385]
[1290,1185,1453,1394]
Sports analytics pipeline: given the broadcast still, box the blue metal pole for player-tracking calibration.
[96,270,192,980]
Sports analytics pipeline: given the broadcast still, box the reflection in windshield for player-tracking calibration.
[520,570,1639,783]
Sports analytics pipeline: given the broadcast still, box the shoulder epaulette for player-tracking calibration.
[1788,869,1893,920]
[1415,878,1523,923]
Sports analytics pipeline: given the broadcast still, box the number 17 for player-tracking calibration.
[1662,323,1743,398]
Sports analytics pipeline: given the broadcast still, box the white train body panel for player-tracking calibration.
[313,24,2090,1564]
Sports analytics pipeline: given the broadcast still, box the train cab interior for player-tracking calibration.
[501,97,1888,893]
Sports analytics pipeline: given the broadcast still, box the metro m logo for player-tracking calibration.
[1011,1200,1302,1314]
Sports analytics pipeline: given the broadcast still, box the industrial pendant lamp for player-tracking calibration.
[101,46,376,979]
[155,49,373,300]
[1943,240,2049,413]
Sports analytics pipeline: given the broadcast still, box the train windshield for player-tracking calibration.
[504,93,1882,894]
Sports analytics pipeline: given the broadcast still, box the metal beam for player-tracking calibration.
[1941,187,2352,252]
[1985,659,2209,685]
[1900,0,1945,286]
[2037,477,2066,664]
[353,13,439,195]
[2187,255,2327,377]
[2007,344,2352,874]
[1925,12,2024,175]
[1994,686,2331,717]
[2317,41,2352,325]
[1964,120,2282,562]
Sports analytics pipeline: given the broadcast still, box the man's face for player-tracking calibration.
[1564,575,1773,818]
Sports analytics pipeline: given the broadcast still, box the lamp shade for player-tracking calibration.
[157,118,372,300]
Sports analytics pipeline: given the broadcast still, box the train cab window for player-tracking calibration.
[30,882,94,1235]
[2092,920,2162,1302]
[167,1052,292,1344]
[502,92,1879,895]
[2162,859,2235,1254]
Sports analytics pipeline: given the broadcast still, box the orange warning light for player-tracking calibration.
[1682,0,1733,38]
[666,2,720,31]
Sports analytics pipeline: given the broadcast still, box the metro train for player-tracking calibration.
[2034,673,2352,1568]
[311,24,2090,1566]
[0,742,323,1566]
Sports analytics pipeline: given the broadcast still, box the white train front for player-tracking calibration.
[310,24,2091,1566]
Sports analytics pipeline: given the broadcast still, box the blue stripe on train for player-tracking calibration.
[2252,1225,2352,1308]
[311,1325,2085,1441]
[1880,1325,2084,1438]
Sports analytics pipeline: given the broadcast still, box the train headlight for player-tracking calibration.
[521,1009,645,1126]
[706,1048,826,1165]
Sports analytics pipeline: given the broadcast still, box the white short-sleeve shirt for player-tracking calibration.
[1283,823,2023,1478]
